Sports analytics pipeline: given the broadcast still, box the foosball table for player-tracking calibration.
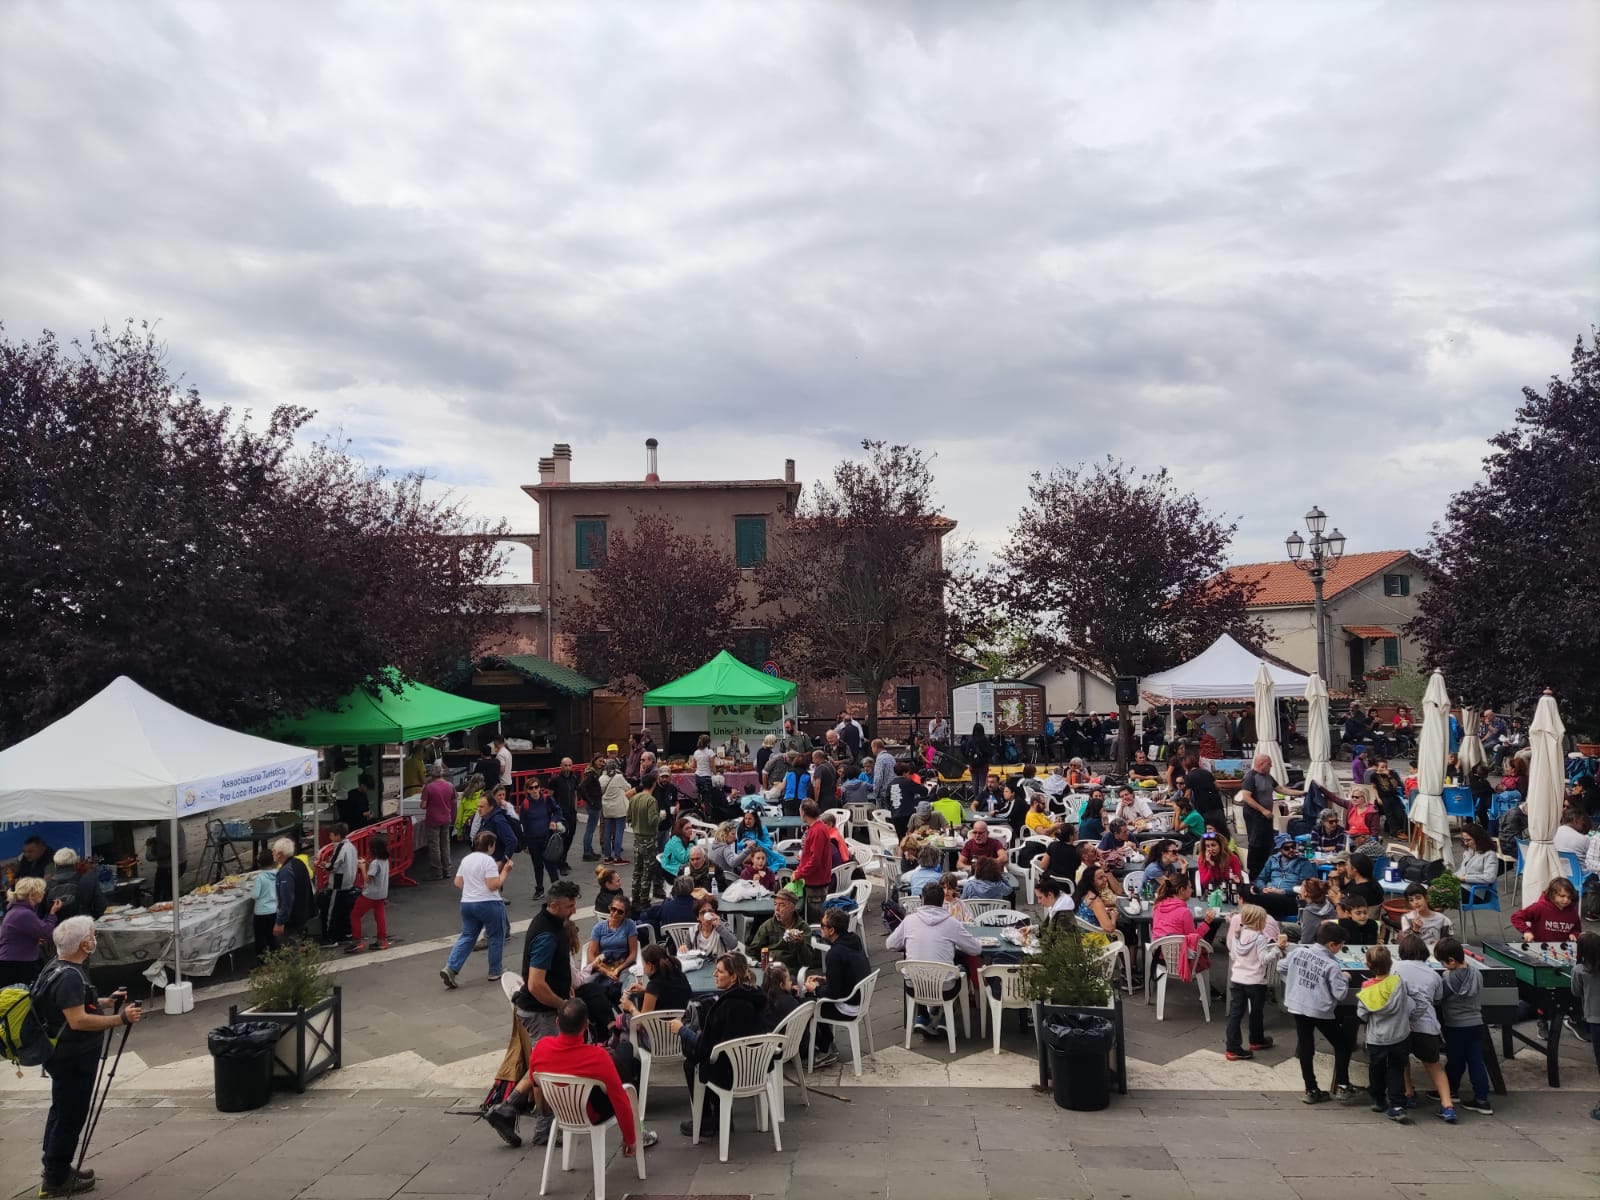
[1482,940,1577,1087]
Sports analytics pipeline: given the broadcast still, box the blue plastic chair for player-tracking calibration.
[1441,786,1474,820]
[1458,878,1499,936]
[1558,851,1585,891]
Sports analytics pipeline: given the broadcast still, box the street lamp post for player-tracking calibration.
[1286,506,1346,683]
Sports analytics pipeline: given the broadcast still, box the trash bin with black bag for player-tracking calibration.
[1042,1012,1114,1111]
[208,1022,280,1112]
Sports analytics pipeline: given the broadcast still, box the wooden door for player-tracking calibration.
[587,695,632,761]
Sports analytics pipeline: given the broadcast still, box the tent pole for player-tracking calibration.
[170,816,182,987]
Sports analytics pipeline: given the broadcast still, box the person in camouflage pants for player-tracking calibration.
[626,783,661,912]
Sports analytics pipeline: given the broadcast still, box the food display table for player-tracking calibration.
[669,771,760,800]
[93,873,259,978]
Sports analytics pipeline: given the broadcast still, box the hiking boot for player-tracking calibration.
[440,967,459,989]
[484,1103,522,1148]
[39,1179,93,1198]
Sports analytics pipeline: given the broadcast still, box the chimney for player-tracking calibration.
[784,458,795,484]
[537,456,555,485]
[645,437,660,483]
[551,443,572,484]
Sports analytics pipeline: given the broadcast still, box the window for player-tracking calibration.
[1382,573,1410,597]
[844,673,866,694]
[1382,637,1400,668]
[734,516,767,568]
[732,630,770,668]
[575,519,607,570]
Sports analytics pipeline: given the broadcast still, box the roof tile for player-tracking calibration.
[1219,550,1411,607]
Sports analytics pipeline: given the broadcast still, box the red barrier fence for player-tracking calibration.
[314,814,418,890]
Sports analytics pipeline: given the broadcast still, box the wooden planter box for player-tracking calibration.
[1033,995,1127,1096]
[229,986,341,1093]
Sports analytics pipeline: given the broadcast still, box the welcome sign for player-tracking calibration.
[180,752,318,816]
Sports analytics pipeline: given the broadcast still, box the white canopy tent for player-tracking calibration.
[1520,690,1565,906]
[1141,634,1310,701]
[0,676,318,984]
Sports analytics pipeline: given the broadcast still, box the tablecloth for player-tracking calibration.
[93,874,258,977]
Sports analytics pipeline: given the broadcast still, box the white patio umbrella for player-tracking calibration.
[1520,690,1565,906]
[1302,673,1341,796]
[1253,662,1287,785]
[1457,706,1486,776]
[1408,670,1452,862]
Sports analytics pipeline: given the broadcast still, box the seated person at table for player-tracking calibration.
[1399,883,1452,949]
[706,823,751,881]
[747,889,817,973]
[586,897,640,1002]
[803,910,872,1067]
[958,821,1009,870]
[1331,853,1385,911]
[1097,820,1139,863]
[961,855,1015,901]
[1251,834,1317,919]
[1109,785,1157,827]
[761,962,801,1031]
[683,846,721,893]
[642,876,699,933]
[677,952,768,1136]
[1021,791,1054,835]
[1196,833,1245,895]
[484,998,649,1153]
[1034,874,1077,925]
[1150,874,1218,978]
[621,943,692,1016]
[1344,787,1382,849]
[1310,809,1349,855]
[971,772,1006,816]
[1553,807,1591,857]
[1333,895,1383,946]
[902,844,946,896]
[1137,840,1184,892]
[1171,794,1206,846]
[734,808,773,856]
[1077,793,1106,843]
[886,881,983,1037]
[1065,758,1093,789]
[940,872,970,922]
[1128,749,1161,780]
[656,817,695,884]
[1453,824,1498,894]
[1075,863,1138,952]
[686,899,739,955]
[1035,823,1080,882]
[1040,766,1069,798]
[738,847,779,891]
[1297,877,1336,944]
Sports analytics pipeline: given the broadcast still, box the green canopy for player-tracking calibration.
[642,651,797,707]
[265,670,501,745]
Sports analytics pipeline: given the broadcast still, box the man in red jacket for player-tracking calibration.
[793,800,834,921]
[484,998,655,1152]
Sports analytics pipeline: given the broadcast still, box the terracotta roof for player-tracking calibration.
[1345,625,1397,639]
[1218,550,1411,608]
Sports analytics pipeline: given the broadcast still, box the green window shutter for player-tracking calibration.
[1383,637,1400,668]
[735,517,766,567]
[575,520,607,570]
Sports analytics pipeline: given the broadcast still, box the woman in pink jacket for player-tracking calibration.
[1151,874,1219,981]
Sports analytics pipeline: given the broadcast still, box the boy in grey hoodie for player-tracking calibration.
[1357,944,1412,1122]
[1435,937,1493,1116]
[1278,922,1354,1102]
[1393,932,1457,1123]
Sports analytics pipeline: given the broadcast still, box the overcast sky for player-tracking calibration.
[3,0,1596,579]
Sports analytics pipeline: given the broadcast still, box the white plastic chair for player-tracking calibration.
[846,802,876,840]
[896,960,969,1052]
[824,807,851,831]
[627,1008,685,1120]
[768,1000,817,1122]
[532,1073,645,1200]
[1007,854,1050,905]
[808,968,880,1077]
[899,896,923,914]
[963,899,1010,921]
[976,907,1030,926]
[774,838,803,857]
[689,1034,785,1163]
[977,963,1031,1053]
[831,861,860,894]
[1147,934,1211,1022]
[1094,936,1134,995]
[661,923,698,951]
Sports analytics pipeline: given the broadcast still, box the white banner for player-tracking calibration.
[179,752,318,817]
[708,703,789,743]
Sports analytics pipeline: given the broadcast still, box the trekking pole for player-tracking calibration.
[75,994,134,1178]
[77,989,123,1153]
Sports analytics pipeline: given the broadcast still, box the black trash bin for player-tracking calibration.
[1043,1013,1114,1111]
[208,1022,279,1112]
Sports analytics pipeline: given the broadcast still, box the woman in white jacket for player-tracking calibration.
[1454,824,1499,896]
[598,762,633,865]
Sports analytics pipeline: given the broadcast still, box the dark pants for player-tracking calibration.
[1442,1024,1490,1103]
[803,884,828,924]
[810,1000,852,1054]
[1252,890,1301,920]
[1293,1013,1352,1092]
[41,1051,98,1187]
[525,845,548,892]
[559,806,578,868]
[905,977,962,1026]
[322,889,357,943]
[1225,983,1267,1053]
[1246,839,1274,882]
[252,914,278,957]
[153,862,189,903]
[583,804,601,856]
[0,958,42,987]
[1367,1039,1409,1110]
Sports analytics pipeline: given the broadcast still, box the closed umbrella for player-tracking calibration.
[1303,674,1341,796]
[1457,706,1486,776]
[1520,690,1565,906]
[1408,670,1451,863]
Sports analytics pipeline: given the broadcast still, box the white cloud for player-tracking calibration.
[2,0,1595,571]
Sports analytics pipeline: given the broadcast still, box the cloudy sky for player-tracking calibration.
[3,0,1595,579]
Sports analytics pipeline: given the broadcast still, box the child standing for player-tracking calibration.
[1357,944,1413,1123]
[1435,936,1494,1116]
[1224,905,1281,1060]
[1279,923,1355,1102]
[251,850,279,955]
[1392,932,1456,1122]
[321,822,359,946]
[347,835,391,952]
[1571,932,1600,1122]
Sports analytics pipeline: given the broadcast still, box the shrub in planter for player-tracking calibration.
[230,941,341,1092]
[1019,921,1126,1096]
[1427,869,1461,916]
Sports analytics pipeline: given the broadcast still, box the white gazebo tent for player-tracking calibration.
[1143,634,1310,747]
[1520,690,1565,906]
[0,676,317,989]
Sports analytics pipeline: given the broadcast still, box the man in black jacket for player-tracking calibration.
[270,837,313,943]
[803,909,871,1068]
[43,851,106,922]
[550,758,580,871]
[510,880,580,1146]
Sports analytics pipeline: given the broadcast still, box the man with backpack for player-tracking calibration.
[43,851,106,924]
[270,838,315,943]
[29,916,143,1196]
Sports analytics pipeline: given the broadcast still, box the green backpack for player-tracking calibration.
[0,962,69,1072]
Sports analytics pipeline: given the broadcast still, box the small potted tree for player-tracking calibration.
[1019,921,1125,1097]
[229,941,342,1092]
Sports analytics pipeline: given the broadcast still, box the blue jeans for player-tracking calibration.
[1442,1024,1490,1103]
[583,802,601,855]
[447,900,505,976]
[603,816,626,859]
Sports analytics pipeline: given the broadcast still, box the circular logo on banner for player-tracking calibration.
[761,661,780,676]
[183,789,198,809]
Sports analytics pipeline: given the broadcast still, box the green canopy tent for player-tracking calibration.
[642,651,798,754]
[265,670,501,843]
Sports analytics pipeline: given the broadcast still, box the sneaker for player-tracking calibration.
[1386,1107,1411,1124]
[1369,1104,1388,1114]
[1332,1083,1359,1099]
[639,1130,659,1149]
[474,935,488,951]
[611,856,630,865]
[532,888,544,900]
[483,1104,522,1148]
[913,1017,931,1035]
[1438,1106,1458,1124]
[1565,1017,1591,1043]
[344,942,365,955]
[376,940,392,950]
[812,1050,839,1069]
[1536,1018,1549,1041]
[1403,1093,1419,1109]
[1302,1089,1331,1105]
[1224,1049,1253,1061]
[39,1181,94,1198]
[487,973,502,982]
[678,1119,717,1138]
[582,851,599,862]
[1249,1037,1275,1050]
[70,1173,93,1186]
[440,967,459,989]
[1459,1096,1494,1115]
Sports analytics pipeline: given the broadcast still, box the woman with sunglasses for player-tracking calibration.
[586,898,640,1003]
